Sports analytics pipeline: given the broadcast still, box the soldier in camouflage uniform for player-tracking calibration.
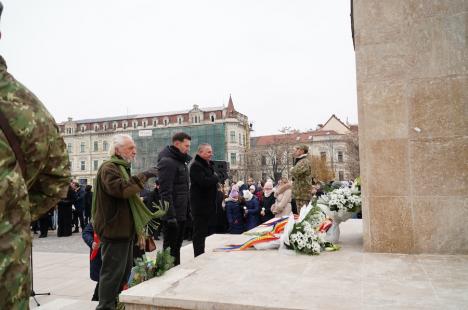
[290,144,313,214]
[0,3,71,308]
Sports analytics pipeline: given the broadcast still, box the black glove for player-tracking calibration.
[142,167,158,179]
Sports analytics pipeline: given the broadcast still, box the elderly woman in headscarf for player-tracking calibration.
[243,189,260,230]
[260,180,275,223]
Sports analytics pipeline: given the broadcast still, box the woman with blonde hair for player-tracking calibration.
[271,177,292,218]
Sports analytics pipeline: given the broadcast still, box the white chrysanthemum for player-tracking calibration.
[311,242,321,253]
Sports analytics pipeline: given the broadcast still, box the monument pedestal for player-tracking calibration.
[120,220,468,309]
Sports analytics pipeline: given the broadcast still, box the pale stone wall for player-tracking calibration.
[354,0,467,254]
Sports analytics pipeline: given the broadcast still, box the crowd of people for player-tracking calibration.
[31,182,93,238]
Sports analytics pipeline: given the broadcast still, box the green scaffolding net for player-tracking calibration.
[130,123,226,173]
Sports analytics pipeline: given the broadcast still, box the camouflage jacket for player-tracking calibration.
[290,154,313,201]
[0,55,70,221]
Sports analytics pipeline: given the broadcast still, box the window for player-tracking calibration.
[338,151,343,163]
[261,155,267,166]
[210,115,215,122]
[103,123,108,131]
[339,171,344,181]
[67,143,72,153]
[113,123,117,130]
[93,160,99,171]
[103,141,109,152]
[66,128,72,134]
[81,126,85,133]
[80,161,86,171]
[93,141,98,152]
[230,131,236,143]
[152,119,157,127]
[230,153,237,165]
[94,124,99,131]
[80,142,85,153]
[143,121,147,128]
[194,116,198,123]
[164,118,169,126]
[320,152,326,161]
[133,121,137,129]
[238,133,241,145]
[123,122,127,129]
[178,117,182,125]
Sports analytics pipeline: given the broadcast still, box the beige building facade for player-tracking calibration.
[59,96,250,185]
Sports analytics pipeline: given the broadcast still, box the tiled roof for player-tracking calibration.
[251,130,341,146]
[60,106,226,125]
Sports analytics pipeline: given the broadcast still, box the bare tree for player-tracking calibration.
[344,132,360,179]
[309,155,335,182]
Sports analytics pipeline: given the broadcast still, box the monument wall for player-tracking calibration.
[354,0,467,254]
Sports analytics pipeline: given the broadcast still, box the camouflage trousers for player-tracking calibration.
[0,169,32,310]
[0,221,32,310]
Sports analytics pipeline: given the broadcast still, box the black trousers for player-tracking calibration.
[162,221,185,266]
[92,282,99,301]
[57,204,72,237]
[72,209,85,230]
[39,214,50,236]
[192,216,212,257]
[97,239,133,310]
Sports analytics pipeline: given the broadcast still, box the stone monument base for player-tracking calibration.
[120,220,468,309]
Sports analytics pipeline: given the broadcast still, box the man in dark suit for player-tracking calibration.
[189,143,225,257]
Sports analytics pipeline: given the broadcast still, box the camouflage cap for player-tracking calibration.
[295,144,309,153]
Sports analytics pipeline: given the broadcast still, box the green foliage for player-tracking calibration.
[128,248,175,288]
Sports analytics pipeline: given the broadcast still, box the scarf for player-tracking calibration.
[92,156,167,238]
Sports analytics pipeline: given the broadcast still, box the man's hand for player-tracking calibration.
[92,242,99,250]
[143,166,159,179]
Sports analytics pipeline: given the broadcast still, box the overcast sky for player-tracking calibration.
[0,0,357,136]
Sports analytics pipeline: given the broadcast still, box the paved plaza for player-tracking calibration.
[29,230,181,309]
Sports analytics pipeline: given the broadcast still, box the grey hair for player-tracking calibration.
[197,143,212,153]
[109,134,133,156]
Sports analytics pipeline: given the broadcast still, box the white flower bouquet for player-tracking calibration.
[318,187,361,215]
[282,203,338,255]
[317,187,361,242]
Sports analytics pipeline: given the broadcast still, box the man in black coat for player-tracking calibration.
[157,132,192,266]
[57,182,77,237]
[189,144,225,257]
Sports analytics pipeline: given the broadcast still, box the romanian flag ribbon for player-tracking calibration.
[215,217,292,252]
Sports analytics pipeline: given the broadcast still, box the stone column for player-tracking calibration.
[354,0,467,254]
